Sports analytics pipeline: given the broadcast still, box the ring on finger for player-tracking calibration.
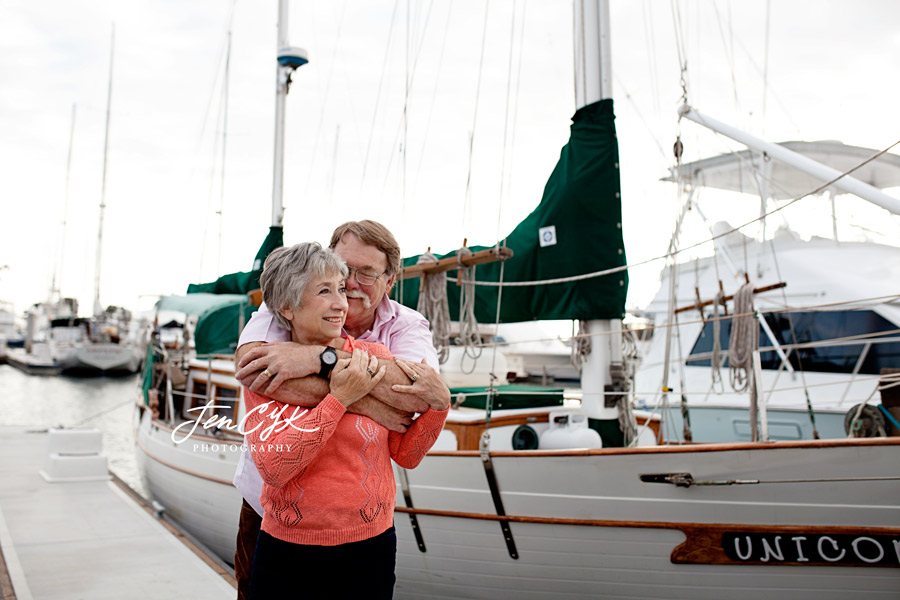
[366,368,376,377]
[262,369,273,378]
[409,373,418,383]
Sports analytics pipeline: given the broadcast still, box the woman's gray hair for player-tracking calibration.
[260,242,348,330]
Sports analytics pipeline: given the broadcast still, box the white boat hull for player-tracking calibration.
[57,342,140,373]
[134,409,242,561]
[392,439,900,599]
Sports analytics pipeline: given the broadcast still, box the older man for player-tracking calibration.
[232,220,449,600]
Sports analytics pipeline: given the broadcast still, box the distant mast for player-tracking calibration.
[270,0,308,227]
[94,25,115,317]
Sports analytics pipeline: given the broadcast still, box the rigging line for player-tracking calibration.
[501,0,527,228]
[403,0,410,223]
[484,245,508,436]
[303,0,350,197]
[407,0,438,92]
[359,0,402,198]
[711,0,741,112]
[614,77,669,161]
[495,0,518,241]
[191,0,238,165]
[371,0,438,201]
[642,0,661,117]
[198,85,225,281]
[718,33,803,136]
[195,4,237,280]
[411,0,454,199]
[447,139,900,288]
[631,373,900,398]
[762,0,772,130]
[462,0,493,234]
[65,398,135,430]
[376,0,440,200]
[768,235,817,436]
[445,300,900,354]
[669,0,689,102]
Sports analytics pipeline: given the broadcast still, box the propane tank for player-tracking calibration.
[539,411,603,450]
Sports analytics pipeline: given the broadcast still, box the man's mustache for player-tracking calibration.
[346,289,371,309]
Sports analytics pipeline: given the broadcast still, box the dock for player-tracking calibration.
[0,427,236,599]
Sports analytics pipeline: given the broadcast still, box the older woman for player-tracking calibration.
[244,242,448,599]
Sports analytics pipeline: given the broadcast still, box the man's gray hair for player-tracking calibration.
[260,242,348,330]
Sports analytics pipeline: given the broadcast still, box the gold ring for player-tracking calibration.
[410,373,418,383]
[366,368,376,377]
[262,369,272,378]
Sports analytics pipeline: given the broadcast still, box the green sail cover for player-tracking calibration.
[397,99,627,322]
[186,226,284,295]
[194,297,257,355]
[182,226,284,355]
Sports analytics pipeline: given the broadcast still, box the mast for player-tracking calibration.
[94,26,115,317]
[575,0,621,431]
[52,104,76,303]
[270,0,309,227]
[271,1,289,227]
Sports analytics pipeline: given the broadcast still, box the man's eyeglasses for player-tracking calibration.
[347,266,386,286]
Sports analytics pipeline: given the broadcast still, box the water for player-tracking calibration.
[0,364,148,498]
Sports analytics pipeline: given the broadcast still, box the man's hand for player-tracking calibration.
[349,397,414,433]
[392,359,451,411]
[235,342,323,395]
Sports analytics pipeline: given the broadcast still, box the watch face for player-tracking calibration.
[322,349,337,365]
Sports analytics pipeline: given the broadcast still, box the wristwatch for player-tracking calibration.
[318,347,338,379]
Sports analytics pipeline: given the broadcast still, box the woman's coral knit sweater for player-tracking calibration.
[243,336,448,546]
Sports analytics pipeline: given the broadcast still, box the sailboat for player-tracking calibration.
[133,1,899,596]
[7,77,141,376]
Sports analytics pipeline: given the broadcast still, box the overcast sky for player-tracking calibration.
[1,0,899,319]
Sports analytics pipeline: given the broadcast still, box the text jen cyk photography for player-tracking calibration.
[170,397,319,445]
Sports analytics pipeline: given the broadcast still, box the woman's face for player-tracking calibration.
[279,271,348,345]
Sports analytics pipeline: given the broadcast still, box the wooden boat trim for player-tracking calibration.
[189,364,238,378]
[393,507,900,568]
[427,435,900,457]
[445,410,661,450]
[400,246,514,280]
[136,435,236,486]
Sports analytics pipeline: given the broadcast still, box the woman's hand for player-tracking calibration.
[329,348,387,407]
[392,359,451,411]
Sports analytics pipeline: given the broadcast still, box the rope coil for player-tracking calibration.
[729,282,758,393]
[415,252,451,364]
[455,247,483,373]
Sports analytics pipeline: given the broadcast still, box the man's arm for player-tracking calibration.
[236,342,429,413]
[234,342,425,432]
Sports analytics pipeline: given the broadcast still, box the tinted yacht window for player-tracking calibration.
[687,310,900,374]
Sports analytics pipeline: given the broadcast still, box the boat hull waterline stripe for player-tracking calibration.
[393,506,900,568]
